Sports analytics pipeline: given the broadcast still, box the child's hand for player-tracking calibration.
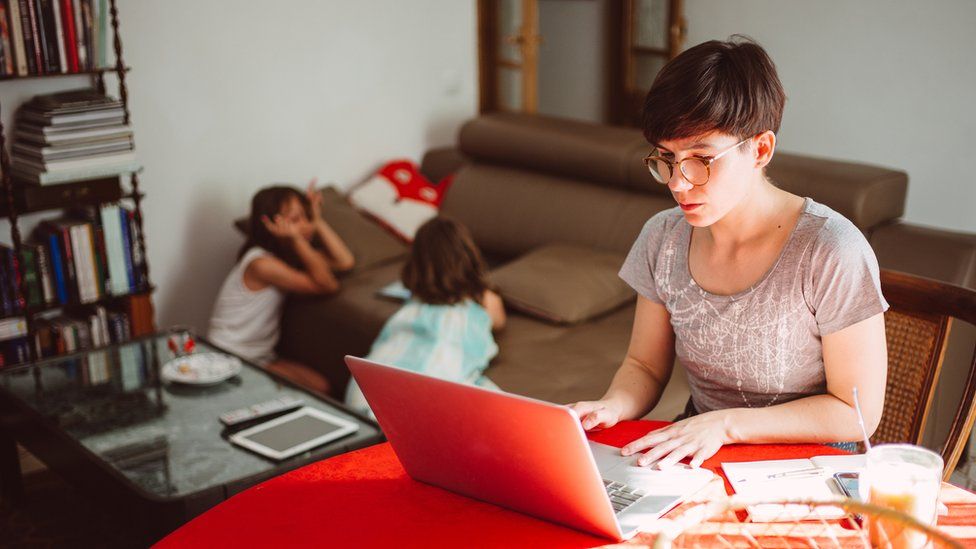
[262,214,302,240]
[306,178,323,221]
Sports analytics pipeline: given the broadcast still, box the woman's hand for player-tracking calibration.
[261,214,302,241]
[621,410,735,469]
[306,178,323,221]
[569,400,624,431]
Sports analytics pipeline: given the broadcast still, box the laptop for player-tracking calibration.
[345,356,714,541]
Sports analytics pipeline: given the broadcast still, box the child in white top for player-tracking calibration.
[209,181,354,392]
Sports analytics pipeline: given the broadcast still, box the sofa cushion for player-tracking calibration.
[348,160,452,242]
[491,244,635,324]
[766,152,908,231]
[235,186,408,273]
[458,112,665,196]
[870,222,976,289]
[441,163,675,260]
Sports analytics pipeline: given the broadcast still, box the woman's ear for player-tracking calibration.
[754,130,776,169]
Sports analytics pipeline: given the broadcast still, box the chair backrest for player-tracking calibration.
[873,269,976,479]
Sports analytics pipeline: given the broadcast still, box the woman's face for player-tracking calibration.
[279,196,315,240]
[654,131,767,228]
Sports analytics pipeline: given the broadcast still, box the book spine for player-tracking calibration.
[69,223,96,303]
[19,0,37,73]
[8,248,26,313]
[118,207,134,291]
[35,242,55,304]
[69,0,81,69]
[58,225,77,302]
[0,2,15,75]
[100,205,126,295]
[46,231,67,304]
[19,247,40,308]
[79,0,89,69]
[7,0,27,75]
[58,0,75,71]
[127,209,145,289]
[48,0,65,72]
[92,213,108,294]
[35,0,57,74]
[95,0,102,67]
[0,248,11,316]
[84,222,101,299]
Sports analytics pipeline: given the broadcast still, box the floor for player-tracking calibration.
[0,470,145,548]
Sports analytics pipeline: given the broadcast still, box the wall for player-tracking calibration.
[0,1,479,331]
[682,0,976,234]
[537,0,608,122]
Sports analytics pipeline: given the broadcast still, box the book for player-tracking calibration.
[68,222,98,302]
[71,0,83,70]
[13,149,135,172]
[36,0,59,74]
[49,0,64,72]
[59,0,76,71]
[0,316,26,340]
[0,247,12,315]
[722,454,866,522]
[13,139,133,161]
[12,162,138,185]
[0,2,15,75]
[8,0,28,75]
[127,209,145,289]
[100,203,127,295]
[22,0,40,73]
[118,205,134,290]
[19,245,42,306]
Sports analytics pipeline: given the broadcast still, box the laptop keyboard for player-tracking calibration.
[603,479,647,514]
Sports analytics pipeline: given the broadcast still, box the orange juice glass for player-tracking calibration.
[861,444,942,548]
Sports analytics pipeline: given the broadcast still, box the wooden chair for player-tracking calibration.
[872,269,976,480]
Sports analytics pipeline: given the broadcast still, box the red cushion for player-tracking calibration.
[347,159,453,242]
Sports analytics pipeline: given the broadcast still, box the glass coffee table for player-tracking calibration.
[0,333,382,541]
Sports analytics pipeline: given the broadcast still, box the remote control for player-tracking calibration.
[219,396,305,427]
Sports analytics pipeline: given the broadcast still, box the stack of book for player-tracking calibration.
[33,303,131,360]
[0,0,112,77]
[0,316,29,366]
[11,89,136,184]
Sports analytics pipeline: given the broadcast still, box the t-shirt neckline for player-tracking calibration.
[680,197,812,302]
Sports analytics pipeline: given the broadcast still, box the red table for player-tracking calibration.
[156,421,976,547]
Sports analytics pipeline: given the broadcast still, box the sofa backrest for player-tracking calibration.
[439,113,909,258]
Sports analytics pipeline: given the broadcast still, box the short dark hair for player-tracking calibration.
[641,36,786,145]
[401,217,492,306]
[239,185,312,267]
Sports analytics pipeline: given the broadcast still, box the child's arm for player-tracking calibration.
[307,182,356,272]
[482,290,506,331]
[251,215,340,294]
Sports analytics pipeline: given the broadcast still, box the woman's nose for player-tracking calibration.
[667,168,694,192]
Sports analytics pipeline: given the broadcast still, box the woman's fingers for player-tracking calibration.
[689,443,719,469]
[583,407,617,430]
[634,438,684,466]
[655,441,699,469]
[621,429,674,456]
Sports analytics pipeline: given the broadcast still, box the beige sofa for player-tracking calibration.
[275,113,976,425]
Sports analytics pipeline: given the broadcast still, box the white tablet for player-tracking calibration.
[229,406,359,461]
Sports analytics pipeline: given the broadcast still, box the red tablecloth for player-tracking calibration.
[156,421,974,548]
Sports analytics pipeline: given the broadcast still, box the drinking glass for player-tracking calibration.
[860,444,942,548]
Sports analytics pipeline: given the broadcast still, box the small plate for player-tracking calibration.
[161,353,243,386]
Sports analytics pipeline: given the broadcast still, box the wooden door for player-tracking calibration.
[478,0,541,114]
[607,0,686,126]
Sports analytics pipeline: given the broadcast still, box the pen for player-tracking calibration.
[767,467,826,479]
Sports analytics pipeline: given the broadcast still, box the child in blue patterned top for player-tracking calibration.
[345,217,506,418]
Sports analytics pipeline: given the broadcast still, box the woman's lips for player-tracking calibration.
[679,203,702,212]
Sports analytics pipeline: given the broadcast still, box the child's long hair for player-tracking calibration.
[402,217,492,305]
[239,185,312,268]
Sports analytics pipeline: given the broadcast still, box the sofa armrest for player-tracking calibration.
[419,147,467,183]
[871,222,976,289]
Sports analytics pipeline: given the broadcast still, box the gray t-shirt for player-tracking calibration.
[619,198,889,413]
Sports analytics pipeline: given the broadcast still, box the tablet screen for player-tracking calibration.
[241,413,346,453]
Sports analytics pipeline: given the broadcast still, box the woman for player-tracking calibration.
[570,37,888,469]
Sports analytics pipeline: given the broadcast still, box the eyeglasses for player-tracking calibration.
[642,135,754,187]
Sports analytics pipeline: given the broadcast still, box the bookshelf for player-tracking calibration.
[0,0,154,367]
